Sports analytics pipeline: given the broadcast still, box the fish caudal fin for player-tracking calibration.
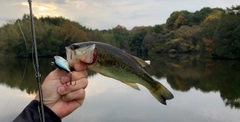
[148,81,174,105]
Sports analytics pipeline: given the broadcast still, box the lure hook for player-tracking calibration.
[54,56,76,86]
[66,73,76,86]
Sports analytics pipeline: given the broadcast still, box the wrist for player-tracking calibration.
[34,94,40,101]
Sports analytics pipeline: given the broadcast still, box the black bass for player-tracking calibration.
[65,41,174,105]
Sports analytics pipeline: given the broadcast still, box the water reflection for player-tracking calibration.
[1,55,240,109]
[0,55,240,121]
[146,54,240,109]
[0,58,96,94]
[0,58,54,94]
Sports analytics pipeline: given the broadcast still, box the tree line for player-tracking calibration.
[0,5,240,59]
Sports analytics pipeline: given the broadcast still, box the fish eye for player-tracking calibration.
[70,44,80,50]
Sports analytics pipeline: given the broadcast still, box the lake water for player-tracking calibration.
[0,55,239,122]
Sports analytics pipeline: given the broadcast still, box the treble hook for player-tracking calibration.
[66,72,76,86]
[54,56,76,86]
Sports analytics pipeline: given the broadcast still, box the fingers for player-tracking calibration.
[74,62,87,71]
[60,70,88,84]
[62,89,85,103]
[58,69,88,95]
[57,63,88,103]
[58,77,88,95]
[45,68,68,82]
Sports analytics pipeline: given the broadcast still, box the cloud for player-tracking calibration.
[21,1,61,18]
[0,0,239,29]
[21,2,57,11]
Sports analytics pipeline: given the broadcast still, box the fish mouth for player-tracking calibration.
[65,43,96,66]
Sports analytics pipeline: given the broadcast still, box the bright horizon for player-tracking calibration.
[0,0,239,30]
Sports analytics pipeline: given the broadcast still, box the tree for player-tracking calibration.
[193,7,213,24]
[112,25,129,49]
[39,16,70,26]
[203,38,213,54]
[152,24,163,33]
[0,15,90,57]
[86,29,104,42]
[202,10,222,24]
[166,11,181,29]
[226,5,240,15]
[102,31,117,46]
[59,21,88,42]
[167,10,194,29]
[174,14,188,29]
[142,33,157,56]
[212,13,240,59]
[129,28,147,56]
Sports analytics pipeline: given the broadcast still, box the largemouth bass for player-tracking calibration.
[65,41,174,105]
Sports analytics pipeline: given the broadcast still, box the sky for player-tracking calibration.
[0,0,239,30]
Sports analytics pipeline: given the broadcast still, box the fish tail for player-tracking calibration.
[148,81,174,105]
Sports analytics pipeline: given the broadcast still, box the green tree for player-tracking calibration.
[152,24,163,33]
[142,33,157,56]
[193,7,214,24]
[102,31,117,46]
[129,28,147,56]
[212,13,240,59]
[86,29,104,42]
[0,15,90,57]
[166,11,181,29]
[111,25,129,49]
[167,10,194,29]
[174,14,188,29]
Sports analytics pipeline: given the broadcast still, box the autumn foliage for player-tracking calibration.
[203,38,213,54]
[59,22,88,42]
[0,5,240,59]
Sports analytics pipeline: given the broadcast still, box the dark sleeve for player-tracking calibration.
[13,100,61,122]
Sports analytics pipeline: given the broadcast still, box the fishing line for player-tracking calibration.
[18,21,29,79]
[2,20,29,121]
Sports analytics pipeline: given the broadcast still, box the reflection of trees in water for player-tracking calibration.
[148,54,240,109]
[0,58,98,94]
[1,56,240,109]
[0,58,57,94]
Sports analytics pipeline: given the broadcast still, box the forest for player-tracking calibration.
[0,5,240,59]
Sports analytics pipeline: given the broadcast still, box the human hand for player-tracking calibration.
[34,63,88,119]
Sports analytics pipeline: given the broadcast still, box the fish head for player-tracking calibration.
[65,43,96,66]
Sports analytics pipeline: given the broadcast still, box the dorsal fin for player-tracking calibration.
[131,55,150,67]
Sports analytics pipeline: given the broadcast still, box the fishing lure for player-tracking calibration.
[54,56,75,85]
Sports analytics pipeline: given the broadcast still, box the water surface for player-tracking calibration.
[0,55,239,122]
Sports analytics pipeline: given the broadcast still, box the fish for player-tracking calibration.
[65,41,174,105]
